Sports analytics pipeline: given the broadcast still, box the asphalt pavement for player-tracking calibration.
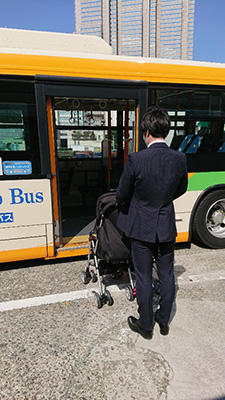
[0,244,225,400]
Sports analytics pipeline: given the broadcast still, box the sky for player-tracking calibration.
[194,0,225,62]
[0,0,224,63]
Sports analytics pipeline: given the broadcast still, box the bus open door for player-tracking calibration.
[42,79,147,259]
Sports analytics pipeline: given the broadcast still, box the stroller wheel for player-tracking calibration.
[81,271,91,285]
[105,290,114,306]
[90,271,97,283]
[126,285,134,302]
[94,292,103,309]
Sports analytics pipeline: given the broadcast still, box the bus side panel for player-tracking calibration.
[174,190,201,242]
[0,238,48,263]
[0,179,54,263]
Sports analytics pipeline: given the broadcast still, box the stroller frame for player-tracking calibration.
[83,231,160,309]
[82,227,136,308]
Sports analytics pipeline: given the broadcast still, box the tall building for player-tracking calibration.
[75,0,195,59]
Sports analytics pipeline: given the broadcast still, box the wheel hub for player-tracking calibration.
[211,210,225,225]
[206,199,225,238]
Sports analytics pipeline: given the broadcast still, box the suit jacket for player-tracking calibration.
[116,142,188,243]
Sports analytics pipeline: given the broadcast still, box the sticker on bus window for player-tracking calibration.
[3,161,32,175]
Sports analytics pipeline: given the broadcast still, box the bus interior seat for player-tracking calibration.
[170,133,187,150]
[196,127,217,153]
[185,135,201,153]
[217,130,225,152]
[217,140,225,152]
[177,134,195,152]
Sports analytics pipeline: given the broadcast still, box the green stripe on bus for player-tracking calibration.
[188,171,225,191]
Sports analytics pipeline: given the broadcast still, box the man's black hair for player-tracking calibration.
[141,105,170,138]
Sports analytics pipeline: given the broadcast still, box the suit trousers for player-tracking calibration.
[131,238,175,331]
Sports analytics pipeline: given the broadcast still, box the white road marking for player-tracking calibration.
[0,271,224,312]
[0,285,125,312]
[0,289,92,312]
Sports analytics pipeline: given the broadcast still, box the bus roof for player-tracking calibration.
[0,28,224,70]
[0,28,225,86]
[0,28,113,56]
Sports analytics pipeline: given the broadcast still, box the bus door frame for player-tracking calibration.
[35,76,148,251]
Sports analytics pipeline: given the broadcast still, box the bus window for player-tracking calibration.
[217,124,225,152]
[0,81,41,177]
[150,88,225,172]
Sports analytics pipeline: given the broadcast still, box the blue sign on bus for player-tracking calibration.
[3,161,32,175]
[0,212,14,223]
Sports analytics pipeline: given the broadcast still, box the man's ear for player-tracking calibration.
[145,130,150,137]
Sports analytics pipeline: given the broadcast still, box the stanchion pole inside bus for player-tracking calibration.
[107,110,112,190]
[124,101,129,164]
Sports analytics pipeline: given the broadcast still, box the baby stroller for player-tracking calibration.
[82,191,135,308]
[82,191,160,308]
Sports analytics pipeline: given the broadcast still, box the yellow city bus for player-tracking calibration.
[0,29,225,263]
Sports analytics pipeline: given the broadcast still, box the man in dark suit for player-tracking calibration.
[116,106,188,339]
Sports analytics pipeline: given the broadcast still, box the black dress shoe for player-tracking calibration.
[128,316,153,339]
[155,311,169,336]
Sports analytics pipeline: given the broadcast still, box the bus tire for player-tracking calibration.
[193,190,225,249]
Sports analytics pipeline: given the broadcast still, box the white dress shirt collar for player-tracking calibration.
[147,139,166,148]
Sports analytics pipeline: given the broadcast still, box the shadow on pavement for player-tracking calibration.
[205,397,225,400]
[0,254,87,272]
